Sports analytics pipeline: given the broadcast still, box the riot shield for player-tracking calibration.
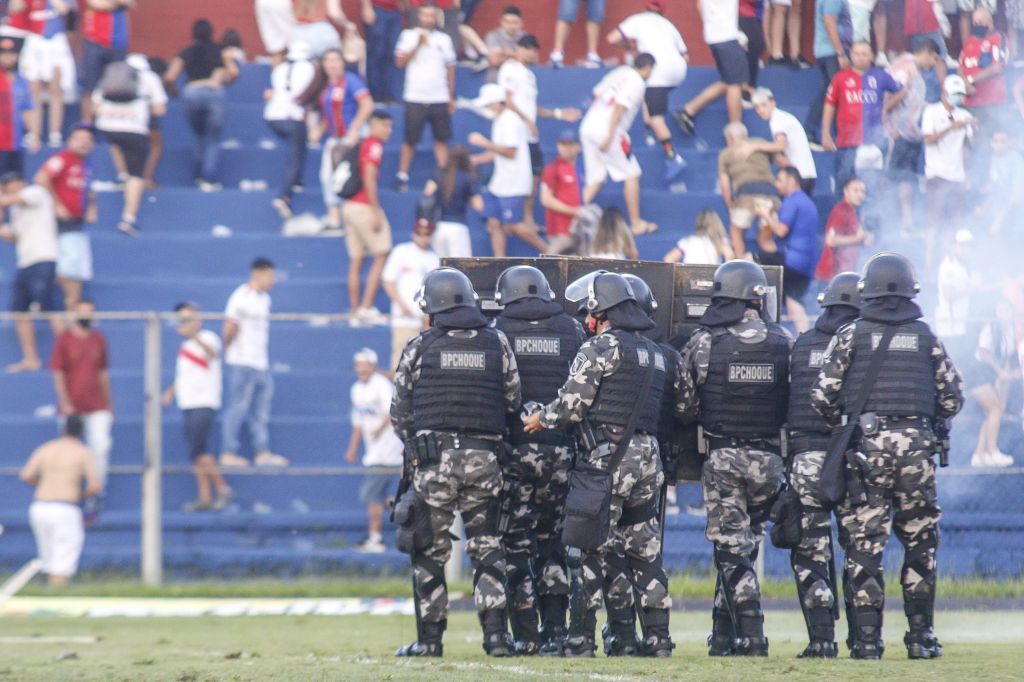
[670,264,783,341]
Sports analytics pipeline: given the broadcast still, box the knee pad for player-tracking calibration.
[628,554,669,607]
[473,549,507,593]
[791,553,835,610]
[846,548,885,606]
[413,555,447,601]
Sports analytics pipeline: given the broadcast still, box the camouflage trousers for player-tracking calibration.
[503,443,573,610]
[789,450,838,613]
[703,446,784,609]
[837,427,941,612]
[575,433,671,616]
[412,446,507,622]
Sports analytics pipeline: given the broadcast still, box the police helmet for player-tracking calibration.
[494,265,556,305]
[565,270,636,314]
[621,273,657,316]
[416,267,479,314]
[858,252,920,300]
[817,271,862,308]
[712,260,768,302]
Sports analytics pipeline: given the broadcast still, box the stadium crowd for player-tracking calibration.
[4,0,1024,613]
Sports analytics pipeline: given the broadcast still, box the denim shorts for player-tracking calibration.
[359,473,396,504]
[481,192,526,225]
[558,0,606,23]
[12,261,57,312]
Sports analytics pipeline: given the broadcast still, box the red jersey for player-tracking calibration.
[373,0,400,10]
[350,136,384,205]
[410,0,456,8]
[825,67,902,148]
[739,0,760,19]
[540,157,581,237]
[904,0,939,36]
[815,200,860,281]
[960,32,1008,107]
[42,149,92,221]
[50,329,110,413]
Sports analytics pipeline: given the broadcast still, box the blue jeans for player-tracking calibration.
[805,56,842,143]
[221,365,273,454]
[267,119,307,202]
[364,8,402,102]
[183,85,225,182]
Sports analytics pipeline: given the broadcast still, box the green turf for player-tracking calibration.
[19,574,1024,600]
[0,610,1020,681]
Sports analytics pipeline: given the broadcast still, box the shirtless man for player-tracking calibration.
[20,416,100,586]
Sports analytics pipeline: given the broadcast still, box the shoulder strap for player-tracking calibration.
[608,335,658,473]
[844,324,896,424]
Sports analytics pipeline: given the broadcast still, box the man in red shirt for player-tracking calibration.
[34,124,96,311]
[49,298,113,492]
[958,7,1007,112]
[540,129,583,255]
[343,111,393,324]
[814,176,871,283]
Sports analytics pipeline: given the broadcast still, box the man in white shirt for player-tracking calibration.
[750,88,819,194]
[264,40,317,220]
[93,54,167,235]
[163,302,233,512]
[922,74,975,267]
[345,347,404,552]
[0,172,60,373]
[221,258,289,468]
[382,218,440,371]
[393,3,456,191]
[607,0,688,184]
[579,54,657,235]
[468,82,547,257]
[934,229,974,355]
[675,0,748,132]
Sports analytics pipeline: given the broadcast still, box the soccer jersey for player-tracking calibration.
[8,0,66,38]
[319,73,370,138]
[960,32,1008,107]
[0,70,33,151]
[825,67,902,148]
[82,5,129,50]
[42,149,92,221]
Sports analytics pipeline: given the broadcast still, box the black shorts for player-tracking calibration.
[801,177,817,196]
[710,40,750,86]
[0,150,24,176]
[104,131,149,178]
[644,86,673,118]
[529,142,544,177]
[888,138,922,180]
[404,102,452,146]
[12,261,57,312]
[783,267,812,302]
[738,17,763,87]
[81,40,126,92]
[183,407,216,460]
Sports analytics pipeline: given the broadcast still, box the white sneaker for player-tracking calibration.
[48,132,63,148]
[989,450,1014,467]
[970,452,993,467]
[358,307,388,324]
[874,53,890,67]
[356,538,386,553]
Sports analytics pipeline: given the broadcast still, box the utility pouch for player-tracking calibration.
[561,461,612,551]
[857,412,880,437]
[393,488,434,555]
[768,486,803,549]
[413,434,441,467]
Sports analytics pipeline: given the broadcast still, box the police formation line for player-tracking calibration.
[387,253,964,661]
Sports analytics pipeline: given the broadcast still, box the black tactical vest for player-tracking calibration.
[589,330,665,435]
[699,324,791,437]
[787,328,834,435]
[495,312,582,444]
[842,319,936,418]
[412,328,506,435]
[656,342,680,441]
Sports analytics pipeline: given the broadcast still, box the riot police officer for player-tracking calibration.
[678,260,792,657]
[492,265,588,655]
[785,271,861,658]
[390,267,522,657]
[522,271,675,658]
[811,253,963,660]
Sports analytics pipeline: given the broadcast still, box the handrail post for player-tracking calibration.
[141,313,163,586]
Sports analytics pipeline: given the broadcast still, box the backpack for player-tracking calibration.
[332,143,363,199]
[99,61,139,103]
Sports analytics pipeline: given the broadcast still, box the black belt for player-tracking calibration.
[438,434,500,451]
[708,436,781,455]
[788,431,831,454]
[876,416,931,430]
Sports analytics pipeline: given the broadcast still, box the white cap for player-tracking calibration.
[750,87,774,105]
[944,74,967,96]
[473,83,506,109]
[954,228,973,244]
[287,40,313,62]
[353,347,379,365]
[126,53,150,72]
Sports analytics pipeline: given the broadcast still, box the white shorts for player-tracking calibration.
[957,0,996,12]
[256,0,297,54]
[19,32,76,97]
[432,221,472,258]
[769,0,793,6]
[57,231,93,282]
[29,501,84,577]
[581,130,642,186]
[291,21,342,58]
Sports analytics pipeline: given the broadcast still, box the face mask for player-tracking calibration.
[77,318,93,329]
[947,93,965,107]
[971,24,988,38]
[587,316,599,334]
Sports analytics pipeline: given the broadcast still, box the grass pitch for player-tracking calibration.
[0,609,1021,681]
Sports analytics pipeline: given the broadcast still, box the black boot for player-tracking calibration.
[905,613,942,660]
[562,634,597,658]
[396,619,445,657]
[562,607,597,658]
[601,608,639,657]
[707,607,736,657]
[733,603,768,657]
[538,594,568,656]
[479,609,514,657]
[850,607,885,660]
[510,604,541,655]
[638,608,675,658]
[798,606,837,658]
